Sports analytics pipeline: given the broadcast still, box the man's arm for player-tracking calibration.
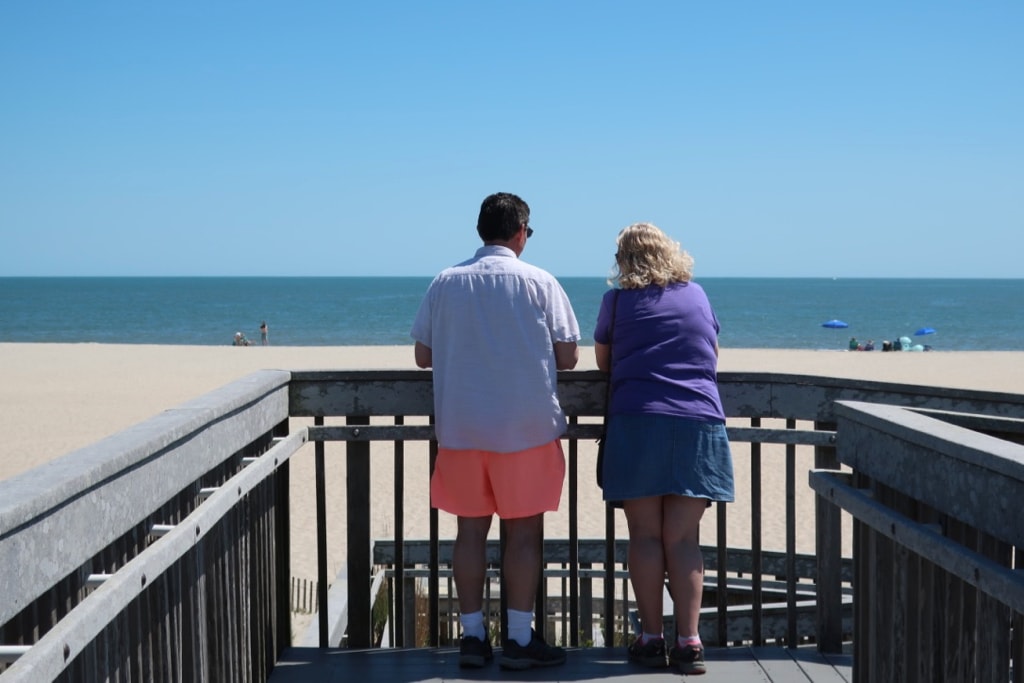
[554,341,579,370]
[414,341,432,369]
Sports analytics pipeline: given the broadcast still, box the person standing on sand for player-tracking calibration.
[260,321,268,346]
[410,192,580,671]
[594,222,734,676]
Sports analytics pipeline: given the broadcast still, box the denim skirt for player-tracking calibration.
[600,413,735,504]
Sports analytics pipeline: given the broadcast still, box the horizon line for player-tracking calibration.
[2,274,1023,281]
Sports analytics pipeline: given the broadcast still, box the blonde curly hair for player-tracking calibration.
[611,222,694,289]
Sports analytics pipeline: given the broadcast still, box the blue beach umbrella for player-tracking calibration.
[822,319,850,348]
[914,327,936,336]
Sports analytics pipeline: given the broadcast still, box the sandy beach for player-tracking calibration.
[3,343,1023,638]
[5,343,1023,480]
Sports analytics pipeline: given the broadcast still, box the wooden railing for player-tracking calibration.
[2,368,1023,681]
[810,400,1024,682]
[0,371,297,682]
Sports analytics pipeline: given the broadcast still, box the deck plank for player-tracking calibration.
[793,649,853,683]
[270,645,852,682]
[751,646,853,683]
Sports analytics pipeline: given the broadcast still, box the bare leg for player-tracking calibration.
[662,496,707,637]
[502,514,544,612]
[453,515,493,614]
[623,496,667,635]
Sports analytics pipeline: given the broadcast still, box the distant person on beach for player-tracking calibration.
[260,321,268,346]
[233,332,250,346]
[849,337,860,351]
[593,222,734,676]
[411,192,580,671]
[863,339,875,351]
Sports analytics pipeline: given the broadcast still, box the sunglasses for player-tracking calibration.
[524,224,534,238]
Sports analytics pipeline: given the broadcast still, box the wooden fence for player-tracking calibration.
[810,400,1024,682]
[289,578,321,615]
[2,368,1023,682]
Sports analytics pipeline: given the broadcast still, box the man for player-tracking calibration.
[410,192,580,670]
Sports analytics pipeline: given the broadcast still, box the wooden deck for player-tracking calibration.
[269,645,852,682]
[7,370,1022,682]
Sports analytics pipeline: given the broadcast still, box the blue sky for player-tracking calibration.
[2,2,1021,278]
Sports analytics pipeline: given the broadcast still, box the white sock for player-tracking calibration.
[460,611,486,640]
[507,608,533,647]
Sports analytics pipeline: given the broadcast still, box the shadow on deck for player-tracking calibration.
[270,644,853,682]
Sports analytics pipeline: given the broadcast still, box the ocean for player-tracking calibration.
[1,277,1022,351]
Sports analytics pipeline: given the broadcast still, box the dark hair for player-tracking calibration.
[477,192,529,242]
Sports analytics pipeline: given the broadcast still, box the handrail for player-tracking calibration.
[0,370,294,682]
[0,370,292,629]
[0,432,308,682]
[2,369,1023,682]
[811,400,1024,682]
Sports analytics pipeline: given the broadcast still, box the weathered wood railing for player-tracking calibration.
[368,538,852,649]
[2,368,1023,682]
[0,371,298,682]
[810,400,1024,682]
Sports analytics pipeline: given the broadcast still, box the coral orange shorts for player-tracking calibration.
[430,440,565,519]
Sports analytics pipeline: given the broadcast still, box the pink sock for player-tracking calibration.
[677,635,702,648]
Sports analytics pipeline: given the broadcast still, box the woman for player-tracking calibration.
[593,222,734,675]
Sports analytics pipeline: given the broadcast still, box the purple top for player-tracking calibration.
[593,282,725,422]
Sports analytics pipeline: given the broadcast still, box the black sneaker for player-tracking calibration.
[628,636,667,668]
[670,644,707,675]
[458,635,493,668]
[498,630,567,670]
